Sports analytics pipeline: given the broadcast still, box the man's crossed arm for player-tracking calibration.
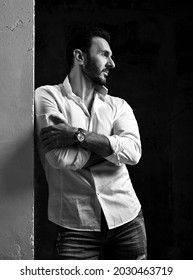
[39,115,112,168]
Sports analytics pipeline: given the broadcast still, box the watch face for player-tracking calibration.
[77,132,85,142]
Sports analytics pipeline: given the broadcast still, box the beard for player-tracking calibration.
[82,55,107,86]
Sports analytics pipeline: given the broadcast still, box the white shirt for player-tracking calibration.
[35,76,141,231]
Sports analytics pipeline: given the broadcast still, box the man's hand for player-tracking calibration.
[39,116,77,153]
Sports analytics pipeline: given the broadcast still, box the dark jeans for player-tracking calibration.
[54,210,147,260]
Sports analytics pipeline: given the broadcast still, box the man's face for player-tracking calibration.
[82,37,115,86]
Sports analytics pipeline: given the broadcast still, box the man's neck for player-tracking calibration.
[69,68,95,102]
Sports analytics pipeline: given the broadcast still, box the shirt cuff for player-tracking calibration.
[73,148,91,169]
[45,147,91,170]
[105,135,124,166]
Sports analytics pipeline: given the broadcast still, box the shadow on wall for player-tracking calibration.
[0,135,33,196]
[0,134,33,260]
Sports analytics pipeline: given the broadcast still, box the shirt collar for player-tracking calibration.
[94,84,108,101]
[62,76,108,101]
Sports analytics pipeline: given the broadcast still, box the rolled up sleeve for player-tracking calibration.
[45,145,91,170]
[105,100,141,166]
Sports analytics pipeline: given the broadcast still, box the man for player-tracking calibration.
[35,26,147,260]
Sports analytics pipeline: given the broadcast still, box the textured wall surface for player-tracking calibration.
[0,0,34,259]
[35,0,193,259]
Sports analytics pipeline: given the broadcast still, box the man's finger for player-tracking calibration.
[40,126,55,136]
[40,137,52,149]
[39,131,52,141]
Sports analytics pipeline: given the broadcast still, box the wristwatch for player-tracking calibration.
[73,128,86,144]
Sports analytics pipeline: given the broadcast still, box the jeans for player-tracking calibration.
[54,210,147,260]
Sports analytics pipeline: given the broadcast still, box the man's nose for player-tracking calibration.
[107,57,115,68]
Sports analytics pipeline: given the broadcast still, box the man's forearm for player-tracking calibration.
[81,131,113,158]
[39,116,113,159]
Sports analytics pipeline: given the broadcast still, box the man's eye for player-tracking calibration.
[101,52,108,57]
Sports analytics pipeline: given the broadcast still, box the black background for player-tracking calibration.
[35,0,193,260]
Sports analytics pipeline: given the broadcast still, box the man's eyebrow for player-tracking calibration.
[101,50,112,56]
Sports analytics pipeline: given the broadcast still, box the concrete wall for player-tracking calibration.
[0,0,34,259]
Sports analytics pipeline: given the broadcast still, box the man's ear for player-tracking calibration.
[73,49,84,65]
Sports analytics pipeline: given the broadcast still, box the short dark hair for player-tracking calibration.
[66,25,111,71]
